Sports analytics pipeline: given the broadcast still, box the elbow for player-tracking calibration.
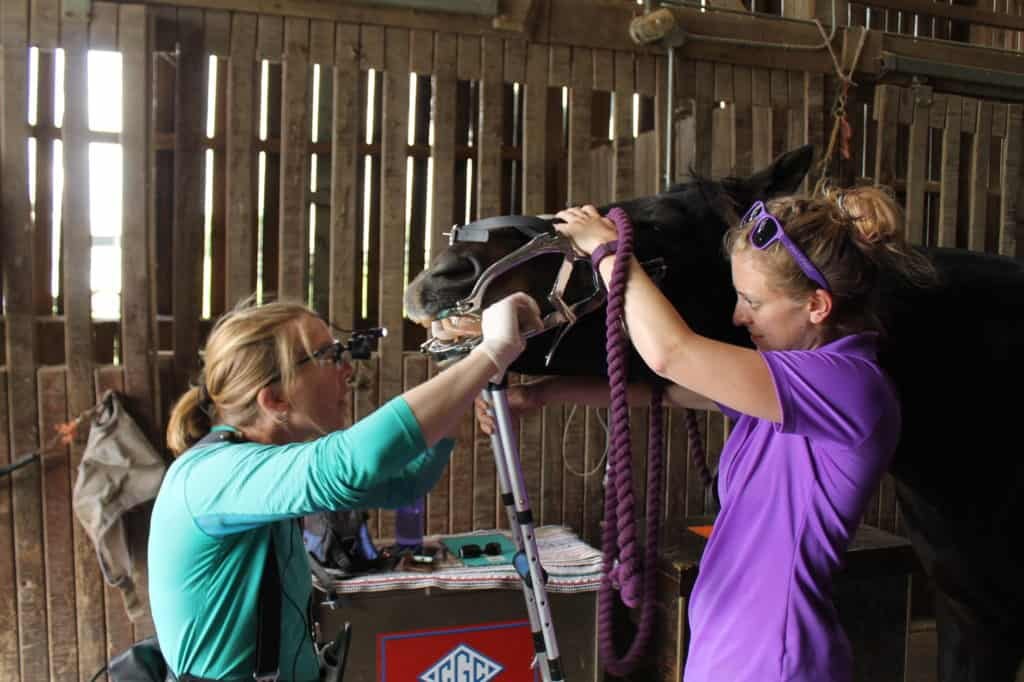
[644,341,683,380]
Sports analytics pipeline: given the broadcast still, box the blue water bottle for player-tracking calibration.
[395,497,424,551]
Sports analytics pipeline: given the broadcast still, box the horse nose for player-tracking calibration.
[430,250,481,285]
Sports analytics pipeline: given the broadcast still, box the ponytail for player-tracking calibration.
[167,385,213,456]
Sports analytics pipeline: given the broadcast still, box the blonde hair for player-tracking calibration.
[725,185,936,337]
[166,297,319,455]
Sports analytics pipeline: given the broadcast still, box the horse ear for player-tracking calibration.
[745,144,814,198]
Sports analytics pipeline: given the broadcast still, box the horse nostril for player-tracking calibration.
[430,253,481,285]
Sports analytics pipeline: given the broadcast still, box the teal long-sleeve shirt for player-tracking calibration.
[148,396,453,681]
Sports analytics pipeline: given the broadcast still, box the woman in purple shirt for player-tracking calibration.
[478,187,934,681]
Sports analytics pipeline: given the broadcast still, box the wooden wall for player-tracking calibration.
[1,0,1022,680]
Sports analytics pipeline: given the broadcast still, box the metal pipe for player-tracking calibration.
[665,46,674,191]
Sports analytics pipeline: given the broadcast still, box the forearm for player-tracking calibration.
[404,347,499,445]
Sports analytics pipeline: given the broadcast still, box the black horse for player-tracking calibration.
[404,146,1024,680]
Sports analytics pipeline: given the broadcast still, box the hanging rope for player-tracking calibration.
[811,24,869,197]
[0,404,100,479]
[597,207,666,676]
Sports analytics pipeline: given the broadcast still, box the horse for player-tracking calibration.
[403,145,1024,680]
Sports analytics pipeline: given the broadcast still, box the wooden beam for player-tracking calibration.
[278,17,311,300]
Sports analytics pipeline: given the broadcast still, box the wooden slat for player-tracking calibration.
[540,406,566,525]
[457,33,480,81]
[732,66,753,177]
[311,60,332,318]
[0,370,19,682]
[329,24,361,329]
[592,48,613,92]
[568,47,593,205]
[1000,104,1022,257]
[2,17,48,678]
[409,28,433,74]
[37,368,77,681]
[662,409,688,546]
[360,25,384,71]
[29,0,58,48]
[788,70,807,191]
[684,410,708,517]
[711,63,734,180]
[521,43,547,214]
[612,50,634,201]
[968,100,992,252]
[805,72,825,184]
[256,13,283,59]
[203,9,231,56]
[308,19,334,65]
[581,408,605,544]
[636,53,656,98]
[278,17,311,301]
[769,68,788,160]
[905,84,932,245]
[172,9,206,397]
[517,381,542,533]
[937,95,962,248]
[653,55,667,191]
[504,38,525,84]
[377,26,408,405]
[428,33,457,264]
[693,61,714,179]
[548,44,570,88]
[561,405,585,533]
[89,2,118,51]
[873,85,898,189]
[225,13,258,307]
[752,69,772,173]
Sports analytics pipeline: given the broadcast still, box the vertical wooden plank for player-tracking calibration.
[88,2,118,51]
[330,24,361,329]
[769,68,788,159]
[256,13,283,60]
[203,9,231,57]
[592,48,613,93]
[873,85,899,188]
[711,63,734,179]
[1000,104,1022,257]
[661,409,688,546]
[278,17,311,301]
[457,33,480,82]
[30,0,59,48]
[226,13,258,307]
[520,43,548,216]
[684,410,708,517]
[752,69,773,172]
[804,72,825,185]
[693,61,714,179]
[548,44,570,88]
[733,66,753,177]
[968,100,992,252]
[472,35,504,530]
[119,5,159,644]
[428,33,457,264]
[653,54,668,191]
[937,95,962,248]
[0,370,19,681]
[308,19,334,66]
[788,70,807,191]
[2,3,47,675]
[378,27,408,400]
[172,9,206,398]
[612,51,634,201]
[409,28,433,74]
[568,47,593,205]
[905,85,932,245]
[37,368,77,681]
[360,25,384,71]
[504,39,525,84]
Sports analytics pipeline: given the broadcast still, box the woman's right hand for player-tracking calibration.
[475,383,544,435]
[474,293,543,379]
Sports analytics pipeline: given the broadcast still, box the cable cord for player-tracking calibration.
[560,404,610,477]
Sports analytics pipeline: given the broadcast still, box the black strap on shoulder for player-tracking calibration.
[254,529,282,679]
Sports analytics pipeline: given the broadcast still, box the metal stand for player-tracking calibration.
[484,377,565,682]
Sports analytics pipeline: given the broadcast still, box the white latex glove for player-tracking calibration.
[473,292,543,380]
[431,319,459,341]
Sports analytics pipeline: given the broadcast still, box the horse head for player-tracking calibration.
[405,145,815,377]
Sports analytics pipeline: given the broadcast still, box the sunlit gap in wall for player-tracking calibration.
[308,63,322,310]
[257,60,270,304]
[361,69,378,320]
[202,55,218,320]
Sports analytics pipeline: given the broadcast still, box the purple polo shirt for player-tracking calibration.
[684,333,900,682]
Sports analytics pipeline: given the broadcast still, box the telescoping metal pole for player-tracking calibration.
[484,377,565,682]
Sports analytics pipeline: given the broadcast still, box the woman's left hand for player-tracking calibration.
[555,205,617,256]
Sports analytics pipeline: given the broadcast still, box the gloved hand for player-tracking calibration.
[473,293,543,380]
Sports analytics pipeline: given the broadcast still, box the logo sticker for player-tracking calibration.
[418,643,505,682]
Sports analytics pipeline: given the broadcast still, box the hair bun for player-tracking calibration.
[834,187,900,246]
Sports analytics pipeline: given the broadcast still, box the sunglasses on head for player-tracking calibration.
[743,201,831,293]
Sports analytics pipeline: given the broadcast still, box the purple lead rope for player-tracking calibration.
[597,207,665,676]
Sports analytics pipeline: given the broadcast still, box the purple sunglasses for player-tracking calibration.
[743,201,831,293]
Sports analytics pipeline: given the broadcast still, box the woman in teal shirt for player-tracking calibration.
[149,294,540,681]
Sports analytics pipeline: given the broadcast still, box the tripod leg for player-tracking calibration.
[487,381,566,682]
